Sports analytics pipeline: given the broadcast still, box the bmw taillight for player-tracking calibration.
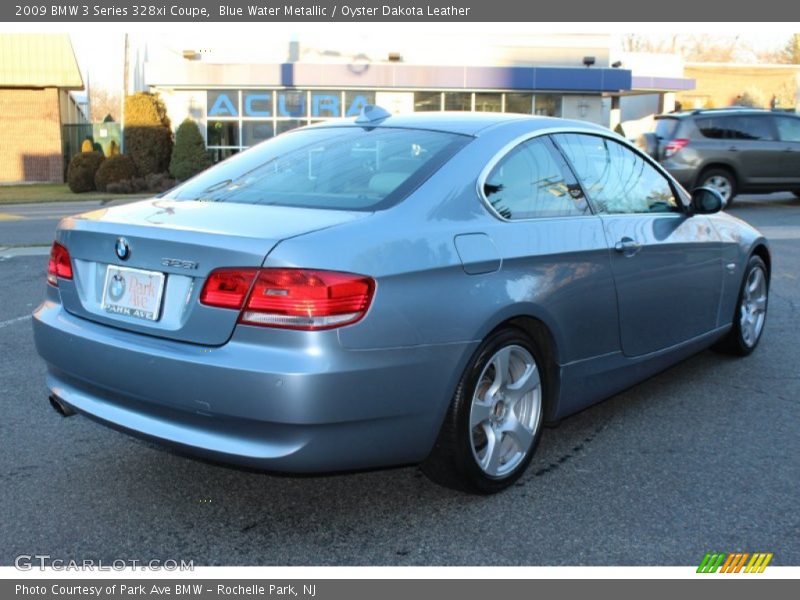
[47,242,73,286]
[199,268,375,330]
[664,138,689,158]
[199,268,258,309]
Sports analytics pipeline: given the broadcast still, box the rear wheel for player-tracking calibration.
[714,255,769,356]
[792,190,800,199]
[422,327,546,494]
[698,168,737,207]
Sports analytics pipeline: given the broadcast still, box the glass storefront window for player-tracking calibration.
[444,92,471,111]
[535,94,562,117]
[475,93,502,112]
[207,121,240,146]
[208,148,239,163]
[203,88,569,164]
[505,93,533,114]
[311,92,342,118]
[276,119,306,135]
[344,91,375,116]
[207,90,240,118]
[276,90,307,118]
[242,91,272,117]
[242,121,275,146]
[414,92,441,112]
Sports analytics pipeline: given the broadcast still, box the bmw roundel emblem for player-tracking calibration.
[115,237,130,261]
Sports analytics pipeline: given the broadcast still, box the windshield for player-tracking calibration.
[166,126,471,211]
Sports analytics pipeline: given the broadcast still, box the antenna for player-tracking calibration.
[355,105,392,124]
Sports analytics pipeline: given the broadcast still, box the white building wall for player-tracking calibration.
[561,95,604,124]
[157,89,208,139]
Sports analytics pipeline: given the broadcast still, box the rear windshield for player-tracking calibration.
[166,126,470,211]
[654,118,679,139]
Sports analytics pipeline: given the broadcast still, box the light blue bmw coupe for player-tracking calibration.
[33,108,770,493]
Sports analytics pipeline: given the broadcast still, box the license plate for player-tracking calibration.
[101,265,165,321]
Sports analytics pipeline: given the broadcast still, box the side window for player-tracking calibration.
[697,115,775,141]
[483,137,590,220]
[775,116,800,142]
[554,133,680,215]
[696,117,730,139]
[726,116,775,141]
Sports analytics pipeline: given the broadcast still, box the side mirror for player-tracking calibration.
[690,186,724,214]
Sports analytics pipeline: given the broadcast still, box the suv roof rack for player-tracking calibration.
[689,107,769,115]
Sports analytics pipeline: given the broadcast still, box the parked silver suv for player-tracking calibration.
[639,108,800,206]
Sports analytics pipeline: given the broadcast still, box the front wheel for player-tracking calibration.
[422,328,546,494]
[714,255,769,356]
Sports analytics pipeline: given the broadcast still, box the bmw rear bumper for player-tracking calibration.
[33,299,476,473]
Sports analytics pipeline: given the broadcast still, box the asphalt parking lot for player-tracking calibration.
[0,195,798,566]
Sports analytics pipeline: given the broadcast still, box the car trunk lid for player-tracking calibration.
[55,199,368,345]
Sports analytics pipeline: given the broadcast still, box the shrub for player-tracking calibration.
[94,154,137,192]
[169,119,211,181]
[80,138,94,153]
[124,92,173,177]
[145,172,177,193]
[67,151,105,193]
[106,172,176,195]
[733,89,764,108]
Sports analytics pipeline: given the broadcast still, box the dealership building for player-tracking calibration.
[130,32,694,162]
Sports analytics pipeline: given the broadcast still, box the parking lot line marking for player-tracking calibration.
[0,315,31,329]
[0,246,50,259]
[0,212,25,221]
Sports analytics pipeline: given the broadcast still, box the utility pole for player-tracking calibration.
[121,33,128,153]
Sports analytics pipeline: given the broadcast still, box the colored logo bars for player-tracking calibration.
[697,552,773,573]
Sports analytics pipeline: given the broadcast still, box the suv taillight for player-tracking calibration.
[47,242,73,286]
[664,138,689,158]
[199,268,375,331]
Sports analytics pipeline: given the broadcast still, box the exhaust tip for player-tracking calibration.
[49,394,76,417]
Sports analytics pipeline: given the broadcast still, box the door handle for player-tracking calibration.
[614,237,642,255]
[728,146,739,152]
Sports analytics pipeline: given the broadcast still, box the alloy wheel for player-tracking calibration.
[740,265,768,348]
[469,345,542,477]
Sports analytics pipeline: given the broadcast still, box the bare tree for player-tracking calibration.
[90,87,121,122]
[783,33,800,64]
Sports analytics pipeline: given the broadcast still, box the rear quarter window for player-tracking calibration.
[654,118,679,139]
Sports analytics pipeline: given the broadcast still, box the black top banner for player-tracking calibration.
[4,0,800,22]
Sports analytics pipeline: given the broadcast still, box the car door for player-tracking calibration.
[695,115,777,186]
[724,114,783,185]
[479,135,621,364]
[552,133,724,357]
[773,115,800,187]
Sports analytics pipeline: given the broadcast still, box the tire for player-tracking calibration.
[714,255,769,356]
[792,190,800,199]
[698,168,737,208]
[422,327,547,494]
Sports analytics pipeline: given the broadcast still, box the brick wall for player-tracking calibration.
[678,65,800,111]
[0,88,64,183]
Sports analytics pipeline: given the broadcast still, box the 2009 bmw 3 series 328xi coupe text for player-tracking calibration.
[33,108,770,493]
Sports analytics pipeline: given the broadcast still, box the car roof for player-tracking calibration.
[657,108,792,119]
[304,111,610,137]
